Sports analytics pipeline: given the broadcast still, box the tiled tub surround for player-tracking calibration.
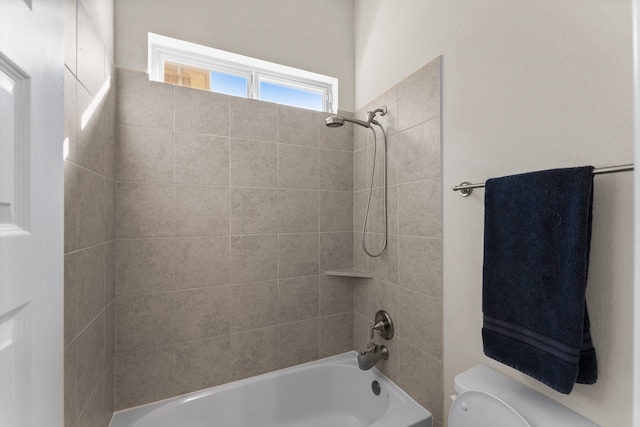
[352,57,443,425]
[114,69,356,410]
[64,0,116,426]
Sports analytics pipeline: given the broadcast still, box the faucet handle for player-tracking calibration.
[370,310,394,340]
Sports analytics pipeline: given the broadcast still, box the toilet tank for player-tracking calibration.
[453,365,599,427]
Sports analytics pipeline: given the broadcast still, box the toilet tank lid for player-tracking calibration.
[453,365,599,427]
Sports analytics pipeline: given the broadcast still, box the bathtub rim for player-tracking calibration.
[109,350,432,427]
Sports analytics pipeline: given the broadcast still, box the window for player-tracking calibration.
[149,33,338,113]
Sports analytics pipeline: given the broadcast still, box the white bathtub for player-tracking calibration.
[110,351,432,427]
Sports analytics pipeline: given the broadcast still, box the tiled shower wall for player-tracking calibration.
[113,69,356,409]
[63,0,116,426]
[352,57,443,425]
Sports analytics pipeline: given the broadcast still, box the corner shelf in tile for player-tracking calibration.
[324,269,373,279]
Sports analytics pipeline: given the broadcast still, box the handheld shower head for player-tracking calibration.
[324,115,371,128]
[325,116,345,127]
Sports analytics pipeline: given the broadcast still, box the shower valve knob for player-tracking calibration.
[370,310,394,340]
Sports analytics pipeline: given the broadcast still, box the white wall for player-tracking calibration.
[355,1,634,426]
[114,0,356,111]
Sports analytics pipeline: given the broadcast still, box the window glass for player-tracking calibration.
[259,80,323,111]
[210,70,248,98]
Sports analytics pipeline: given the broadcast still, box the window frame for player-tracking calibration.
[148,33,338,113]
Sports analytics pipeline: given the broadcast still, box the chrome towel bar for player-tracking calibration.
[452,163,634,197]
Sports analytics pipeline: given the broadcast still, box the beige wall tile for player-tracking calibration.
[104,301,115,368]
[368,279,398,325]
[353,120,371,151]
[116,69,173,129]
[367,186,398,235]
[319,149,353,191]
[230,188,278,235]
[64,69,78,163]
[279,276,320,323]
[174,336,232,395]
[115,346,175,410]
[353,278,370,317]
[77,168,105,248]
[76,245,105,332]
[278,189,319,233]
[278,105,318,147]
[175,133,229,185]
[386,134,399,186]
[353,312,372,352]
[398,118,441,183]
[398,340,443,420]
[77,84,105,175]
[175,287,231,342]
[116,125,174,183]
[230,97,277,142]
[77,314,104,413]
[64,253,78,347]
[116,183,175,238]
[175,236,230,289]
[103,111,117,181]
[398,289,442,360]
[359,87,399,137]
[320,312,353,357]
[278,233,319,278]
[104,178,116,241]
[230,281,278,333]
[278,318,320,368]
[398,178,442,238]
[320,275,354,316]
[64,341,78,427]
[369,234,398,284]
[320,232,353,272]
[229,139,277,188]
[320,191,353,232]
[230,235,278,283]
[175,86,229,136]
[115,293,174,353]
[278,144,319,189]
[104,241,115,304]
[318,112,352,151]
[230,327,278,381]
[175,185,229,236]
[353,147,368,191]
[77,377,104,427]
[354,232,369,272]
[64,162,79,253]
[116,238,175,295]
[103,360,115,420]
[397,57,440,132]
[399,236,442,299]
[77,4,104,97]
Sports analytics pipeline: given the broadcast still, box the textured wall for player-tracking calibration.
[63,0,117,426]
[351,57,443,425]
[113,69,356,409]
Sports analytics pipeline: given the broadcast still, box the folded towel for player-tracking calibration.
[482,166,597,394]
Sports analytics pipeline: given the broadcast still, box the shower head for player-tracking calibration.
[324,106,387,130]
[325,116,345,128]
[324,115,371,128]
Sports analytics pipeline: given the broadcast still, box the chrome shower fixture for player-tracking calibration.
[324,106,389,258]
[324,106,387,129]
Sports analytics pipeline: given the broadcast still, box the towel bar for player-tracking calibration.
[452,163,634,197]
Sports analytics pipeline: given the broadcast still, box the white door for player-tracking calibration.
[0,1,64,426]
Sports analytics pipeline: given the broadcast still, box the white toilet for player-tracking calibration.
[448,365,599,427]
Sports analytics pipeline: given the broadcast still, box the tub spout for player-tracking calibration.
[357,342,389,370]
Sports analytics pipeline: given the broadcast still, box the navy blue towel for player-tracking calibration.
[482,166,597,394]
